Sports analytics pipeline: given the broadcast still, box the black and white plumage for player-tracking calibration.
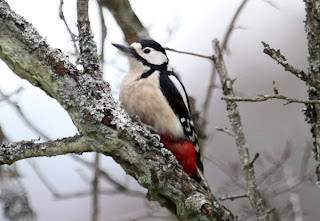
[112,39,207,188]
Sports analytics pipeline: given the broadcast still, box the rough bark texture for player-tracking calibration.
[304,0,320,183]
[0,1,233,220]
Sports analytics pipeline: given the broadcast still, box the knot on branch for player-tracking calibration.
[185,192,212,213]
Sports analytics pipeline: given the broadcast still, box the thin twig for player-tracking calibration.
[92,153,100,221]
[216,127,234,137]
[28,159,143,200]
[219,193,248,201]
[0,88,51,140]
[201,66,218,130]
[299,143,312,178]
[70,155,130,191]
[59,0,79,55]
[262,0,279,9]
[247,153,260,168]
[164,47,212,60]
[284,166,303,221]
[222,94,320,105]
[201,0,250,131]
[221,0,249,51]
[0,86,23,102]
[257,144,291,185]
[98,4,107,71]
[27,159,64,198]
[204,153,246,190]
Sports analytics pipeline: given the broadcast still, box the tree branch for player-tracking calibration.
[0,135,91,165]
[213,39,270,220]
[59,0,79,56]
[77,0,101,76]
[304,0,320,185]
[0,2,233,220]
[164,47,213,60]
[219,193,248,202]
[0,88,51,140]
[222,94,320,105]
[221,0,249,51]
[262,41,314,87]
[97,0,149,43]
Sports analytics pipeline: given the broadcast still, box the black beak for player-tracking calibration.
[112,43,136,56]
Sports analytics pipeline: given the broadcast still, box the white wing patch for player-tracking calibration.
[168,75,190,113]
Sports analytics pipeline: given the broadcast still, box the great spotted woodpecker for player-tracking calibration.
[112,39,209,189]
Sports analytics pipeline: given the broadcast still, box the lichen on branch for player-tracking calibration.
[0,1,233,220]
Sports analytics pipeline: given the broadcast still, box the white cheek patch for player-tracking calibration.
[146,52,168,65]
[168,75,190,113]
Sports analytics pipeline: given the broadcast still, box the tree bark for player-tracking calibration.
[304,0,320,184]
[0,1,233,220]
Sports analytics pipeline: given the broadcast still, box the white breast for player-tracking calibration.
[120,71,184,138]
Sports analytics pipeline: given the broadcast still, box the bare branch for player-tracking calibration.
[219,193,248,201]
[91,153,100,221]
[70,155,130,192]
[201,0,250,131]
[247,153,260,169]
[164,47,213,60]
[0,88,51,140]
[284,167,303,221]
[97,0,149,43]
[221,0,249,51]
[222,94,320,105]
[0,86,23,103]
[262,41,314,87]
[213,39,270,220]
[98,4,107,70]
[257,144,291,185]
[262,0,279,9]
[59,0,79,55]
[216,127,235,137]
[77,0,101,76]
[28,159,144,200]
[0,135,91,165]
[304,0,320,185]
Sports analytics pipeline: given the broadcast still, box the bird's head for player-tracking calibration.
[112,39,168,68]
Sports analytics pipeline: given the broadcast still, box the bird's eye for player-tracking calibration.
[143,48,151,54]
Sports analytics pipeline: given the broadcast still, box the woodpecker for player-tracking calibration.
[112,39,209,189]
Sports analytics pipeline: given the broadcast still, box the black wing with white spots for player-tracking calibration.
[158,70,202,171]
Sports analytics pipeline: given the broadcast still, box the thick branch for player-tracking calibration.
[304,0,320,184]
[213,39,270,220]
[97,0,149,43]
[0,2,233,220]
[0,135,91,165]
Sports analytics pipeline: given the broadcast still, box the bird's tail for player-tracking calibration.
[196,166,211,192]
